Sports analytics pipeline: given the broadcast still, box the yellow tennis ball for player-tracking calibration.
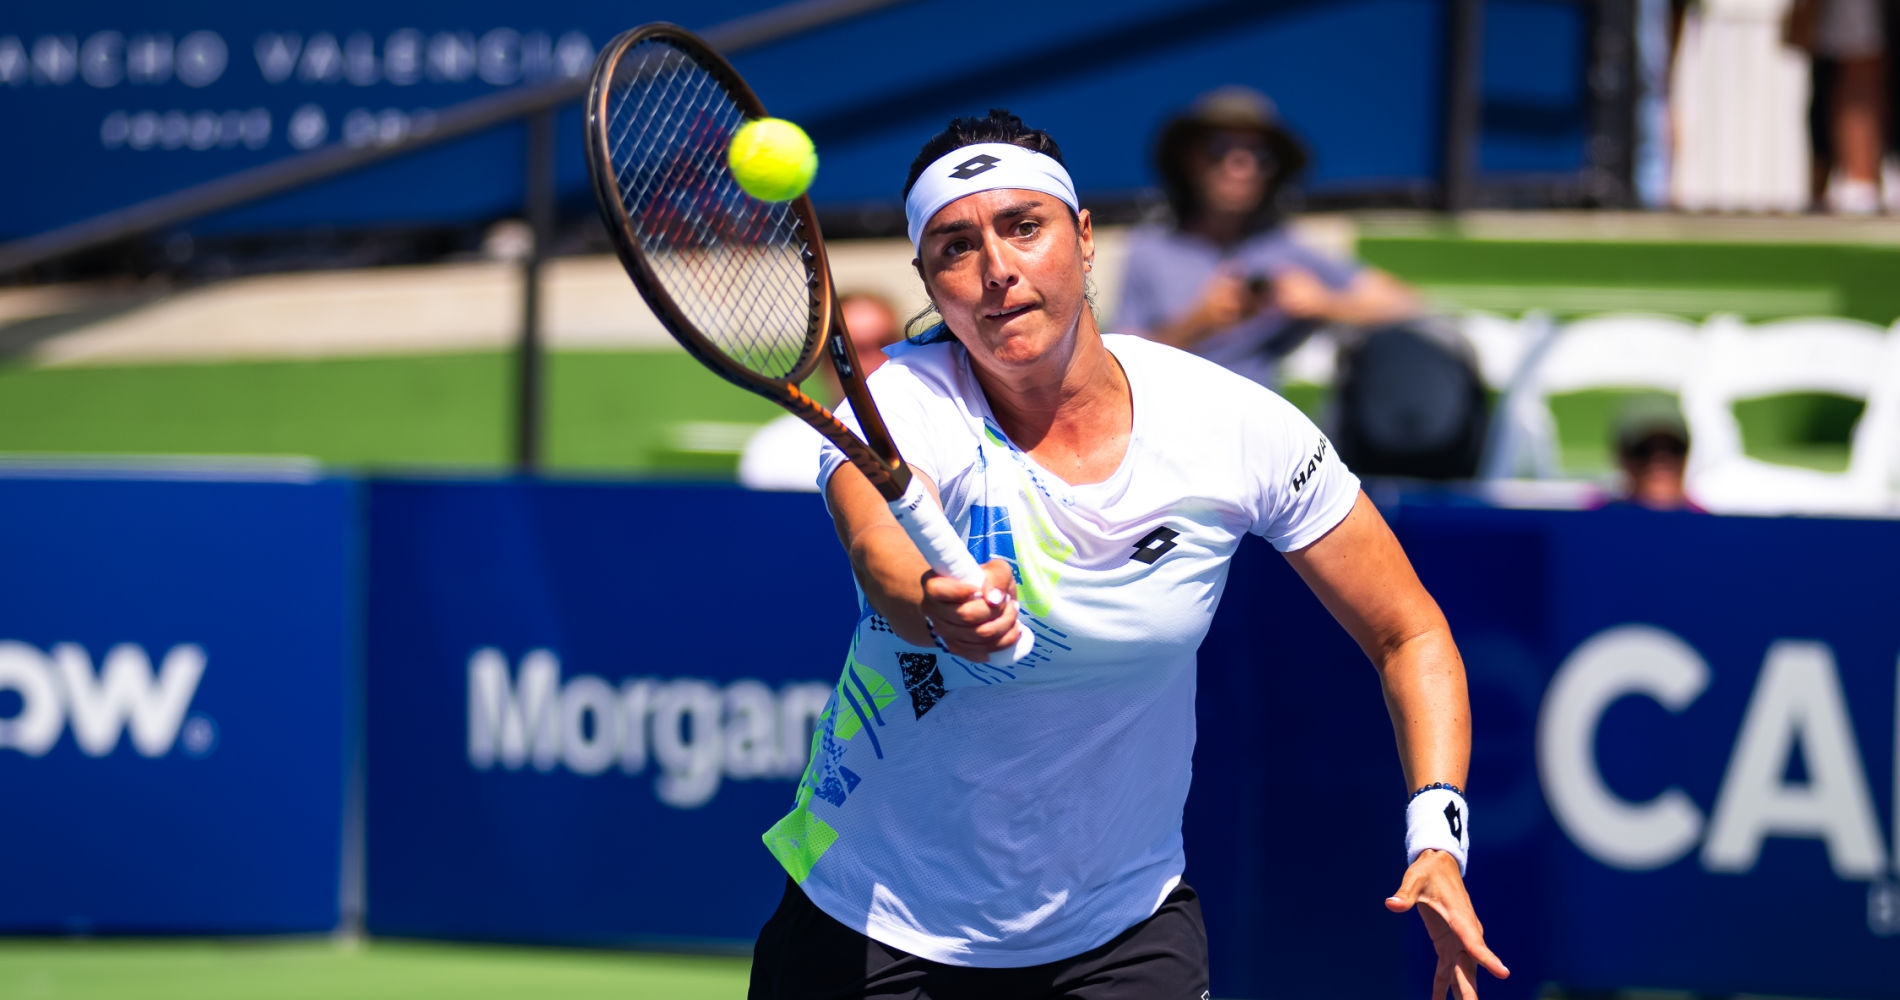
[728,118,817,202]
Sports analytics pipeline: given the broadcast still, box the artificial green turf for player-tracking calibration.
[1733,392,1864,472]
[0,939,751,1000]
[0,349,1860,478]
[0,351,783,474]
[1359,237,1900,325]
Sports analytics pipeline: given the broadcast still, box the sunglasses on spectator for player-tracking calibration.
[1204,134,1271,164]
[1625,437,1687,461]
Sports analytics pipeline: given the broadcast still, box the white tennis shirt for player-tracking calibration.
[764,333,1360,967]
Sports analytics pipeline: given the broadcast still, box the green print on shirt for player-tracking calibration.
[762,785,839,883]
[831,657,896,741]
[969,459,1075,619]
[763,644,899,882]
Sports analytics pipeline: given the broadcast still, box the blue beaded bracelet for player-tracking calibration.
[1409,781,1465,802]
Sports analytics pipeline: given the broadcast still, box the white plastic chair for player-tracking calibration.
[1481,312,1703,480]
[1459,311,1535,390]
[1279,330,1336,386]
[1280,311,1519,389]
[1681,314,1900,515]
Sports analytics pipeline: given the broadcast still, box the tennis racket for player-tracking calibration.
[582,23,1033,664]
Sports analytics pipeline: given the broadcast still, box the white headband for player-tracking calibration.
[904,142,1079,250]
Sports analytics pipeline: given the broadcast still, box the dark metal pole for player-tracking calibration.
[516,110,556,472]
[1585,0,1639,207]
[1439,0,1484,212]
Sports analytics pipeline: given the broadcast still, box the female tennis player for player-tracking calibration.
[752,110,1506,1000]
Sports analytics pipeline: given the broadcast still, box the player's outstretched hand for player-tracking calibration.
[1385,850,1508,1000]
[920,559,1020,662]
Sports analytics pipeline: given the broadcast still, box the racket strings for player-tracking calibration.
[604,40,818,382]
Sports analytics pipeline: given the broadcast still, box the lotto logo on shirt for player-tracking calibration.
[465,648,830,809]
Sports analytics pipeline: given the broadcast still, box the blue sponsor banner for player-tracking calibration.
[361,481,1898,997]
[1,0,1584,240]
[8,467,1889,995]
[1432,506,1900,1000]
[0,469,356,934]
[362,479,859,944]
[1193,503,1900,1000]
[1188,533,1411,999]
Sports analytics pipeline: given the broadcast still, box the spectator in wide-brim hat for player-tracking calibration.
[1118,86,1421,388]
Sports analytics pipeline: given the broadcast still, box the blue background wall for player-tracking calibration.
[0,0,1589,239]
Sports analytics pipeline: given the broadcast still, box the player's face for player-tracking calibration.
[913,189,1094,371]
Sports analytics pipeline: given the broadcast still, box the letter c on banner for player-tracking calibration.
[1538,625,1709,870]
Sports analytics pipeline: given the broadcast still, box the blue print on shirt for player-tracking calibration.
[967,503,1019,582]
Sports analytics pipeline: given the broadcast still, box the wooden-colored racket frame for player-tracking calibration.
[583,23,912,500]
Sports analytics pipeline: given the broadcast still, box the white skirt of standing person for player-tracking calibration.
[1672,0,1812,212]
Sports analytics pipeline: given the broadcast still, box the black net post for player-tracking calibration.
[515,109,557,472]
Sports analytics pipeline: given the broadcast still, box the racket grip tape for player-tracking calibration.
[887,479,1035,664]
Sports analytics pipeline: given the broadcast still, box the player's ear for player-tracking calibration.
[1075,208,1094,268]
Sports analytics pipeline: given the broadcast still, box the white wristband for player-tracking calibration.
[1406,787,1470,876]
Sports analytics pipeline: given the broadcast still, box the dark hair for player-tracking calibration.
[902,109,1067,198]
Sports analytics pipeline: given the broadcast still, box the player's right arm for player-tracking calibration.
[824,464,1019,660]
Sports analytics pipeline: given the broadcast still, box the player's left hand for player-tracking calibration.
[1385,850,1508,1000]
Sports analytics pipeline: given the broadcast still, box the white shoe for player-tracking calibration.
[1827,177,1881,215]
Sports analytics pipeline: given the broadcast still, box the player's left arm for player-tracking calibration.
[1282,491,1509,1000]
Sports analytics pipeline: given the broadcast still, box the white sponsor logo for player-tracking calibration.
[101,108,272,151]
[0,641,208,758]
[1539,625,1899,935]
[466,648,829,810]
[251,29,592,86]
[0,32,227,88]
[1539,625,1896,880]
[1,27,590,90]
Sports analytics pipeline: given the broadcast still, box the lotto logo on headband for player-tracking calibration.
[948,154,1002,180]
[904,142,1080,248]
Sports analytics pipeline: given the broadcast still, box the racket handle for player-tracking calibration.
[888,479,1035,665]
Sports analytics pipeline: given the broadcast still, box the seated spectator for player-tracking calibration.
[1598,400,1707,512]
[738,292,904,492]
[1118,86,1421,387]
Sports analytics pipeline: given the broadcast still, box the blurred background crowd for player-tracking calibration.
[7,0,1900,518]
